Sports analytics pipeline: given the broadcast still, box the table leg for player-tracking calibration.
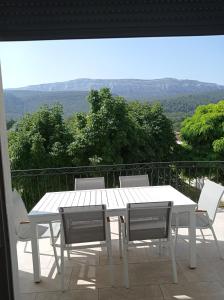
[30,221,41,282]
[189,210,196,268]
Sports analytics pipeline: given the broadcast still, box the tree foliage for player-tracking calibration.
[68,88,132,165]
[68,88,176,165]
[127,101,176,162]
[9,88,177,170]
[180,100,224,160]
[9,104,72,169]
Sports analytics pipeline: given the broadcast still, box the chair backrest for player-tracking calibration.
[74,177,105,190]
[11,190,29,235]
[198,179,224,223]
[119,175,149,188]
[59,205,106,244]
[126,201,173,241]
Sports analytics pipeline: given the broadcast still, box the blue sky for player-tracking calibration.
[0,35,223,88]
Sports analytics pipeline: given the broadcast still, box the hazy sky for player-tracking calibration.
[0,35,223,89]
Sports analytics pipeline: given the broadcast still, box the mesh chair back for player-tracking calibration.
[119,175,149,188]
[75,177,105,190]
[127,201,173,241]
[198,179,224,223]
[59,205,106,244]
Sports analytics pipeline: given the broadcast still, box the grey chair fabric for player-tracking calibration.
[127,201,173,241]
[171,211,210,229]
[58,204,114,291]
[119,175,149,188]
[74,177,105,190]
[118,174,150,257]
[121,201,177,287]
[59,205,106,244]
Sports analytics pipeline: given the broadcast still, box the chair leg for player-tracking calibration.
[106,221,114,286]
[210,225,223,260]
[122,234,129,288]
[159,239,162,256]
[24,241,29,253]
[118,217,122,258]
[108,240,114,286]
[67,250,71,260]
[169,240,178,283]
[49,222,60,273]
[108,243,114,287]
[61,246,65,292]
[104,240,109,257]
[174,213,179,255]
[200,229,206,242]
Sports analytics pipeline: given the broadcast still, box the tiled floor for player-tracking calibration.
[18,210,224,299]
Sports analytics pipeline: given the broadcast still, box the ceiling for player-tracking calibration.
[0,0,224,41]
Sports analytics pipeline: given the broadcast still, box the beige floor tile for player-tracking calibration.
[160,281,224,299]
[17,240,59,273]
[195,296,224,300]
[19,267,72,293]
[21,293,37,300]
[35,289,98,300]
[174,228,224,261]
[69,262,123,289]
[207,259,224,282]
[178,259,221,282]
[99,285,163,300]
[99,240,151,265]
[17,211,224,299]
[128,260,184,286]
[63,249,100,267]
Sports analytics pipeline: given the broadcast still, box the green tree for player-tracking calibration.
[68,88,176,165]
[127,101,176,162]
[180,100,224,160]
[68,88,131,165]
[9,104,72,170]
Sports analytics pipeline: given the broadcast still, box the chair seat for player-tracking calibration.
[18,222,60,241]
[172,212,210,229]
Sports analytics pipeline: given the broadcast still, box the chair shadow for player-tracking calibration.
[18,223,224,296]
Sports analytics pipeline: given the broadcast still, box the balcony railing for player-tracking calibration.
[11,161,224,210]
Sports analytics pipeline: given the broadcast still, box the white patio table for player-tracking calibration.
[29,185,197,282]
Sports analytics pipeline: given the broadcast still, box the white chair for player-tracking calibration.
[58,204,114,291]
[74,177,105,190]
[119,174,149,188]
[12,190,60,272]
[120,201,177,288]
[118,174,150,256]
[173,179,224,259]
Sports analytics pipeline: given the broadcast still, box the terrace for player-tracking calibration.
[14,161,224,300]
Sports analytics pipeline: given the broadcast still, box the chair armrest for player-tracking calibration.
[20,221,30,224]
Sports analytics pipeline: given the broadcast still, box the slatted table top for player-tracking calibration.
[29,185,197,220]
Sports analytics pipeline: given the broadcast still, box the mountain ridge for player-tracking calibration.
[4,78,224,128]
[11,78,224,100]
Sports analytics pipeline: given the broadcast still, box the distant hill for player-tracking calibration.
[4,78,224,122]
[15,78,224,100]
[4,90,89,120]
